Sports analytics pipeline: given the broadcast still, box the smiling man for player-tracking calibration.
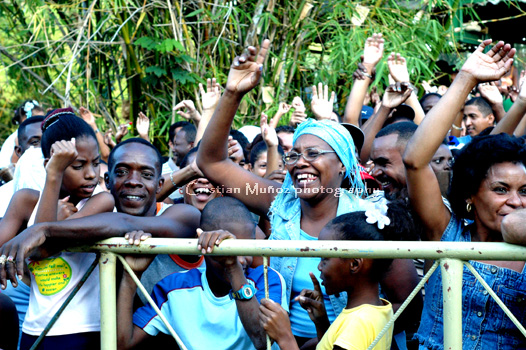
[0,138,201,290]
[370,122,418,200]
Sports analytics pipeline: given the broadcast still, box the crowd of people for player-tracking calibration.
[0,32,525,350]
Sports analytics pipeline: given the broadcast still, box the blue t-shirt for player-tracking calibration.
[134,267,287,350]
[289,230,336,338]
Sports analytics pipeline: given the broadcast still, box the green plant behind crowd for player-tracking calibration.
[0,0,475,153]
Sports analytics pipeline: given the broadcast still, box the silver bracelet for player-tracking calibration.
[451,124,463,131]
[170,171,177,187]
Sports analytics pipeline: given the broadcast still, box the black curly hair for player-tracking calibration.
[448,133,526,220]
[324,200,417,279]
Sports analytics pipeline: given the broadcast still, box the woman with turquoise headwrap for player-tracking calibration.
[197,39,420,347]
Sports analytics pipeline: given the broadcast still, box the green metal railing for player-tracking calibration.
[67,238,526,350]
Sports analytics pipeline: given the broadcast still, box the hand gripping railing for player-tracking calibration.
[67,238,526,350]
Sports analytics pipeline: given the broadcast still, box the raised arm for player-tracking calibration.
[35,139,79,224]
[136,112,150,142]
[491,79,526,135]
[403,40,515,240]
[387,53,425,125]
[260,113,281,177]
[478,82,506,123]
[194,78,221,144]
[310,83,335,121]
[79,107,111,162]
[196,39,279,216]
[360,83,413,163]
[343,33,384,126]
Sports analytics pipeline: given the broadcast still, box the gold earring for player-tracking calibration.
[466,202,472,213]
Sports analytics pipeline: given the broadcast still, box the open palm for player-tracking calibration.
[461,40,515,83]
[226,39,270,95]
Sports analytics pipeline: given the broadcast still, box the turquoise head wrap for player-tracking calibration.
[271,119,365,211]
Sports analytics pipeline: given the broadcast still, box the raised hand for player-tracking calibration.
[261,112,279,147]
[388,53,410,83]
[295,272,328,324]
[382,82,413,109]
[136,112,150,141]
[289,110,307,127]
[57,196,78,221]
[174,100,201,123]
[226,39,270,95]
[115,124,129,144]
[291,96,306,112]
[46,139,78,174]
[78,107,96,126]
[363,33,384,68]
[310,83,335,120]
[478,82,503,105]
[269,102,291,129]
[104,130,116,149]
[460,40,516,84]
[200,78,221,111]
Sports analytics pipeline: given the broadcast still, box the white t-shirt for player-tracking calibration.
[0,131,17,169]
[22,191,103,336]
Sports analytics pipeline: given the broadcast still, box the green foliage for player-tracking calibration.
[0,0,481,151]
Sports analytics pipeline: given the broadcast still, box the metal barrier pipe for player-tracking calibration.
[441,259,463,350]
[71,238,526,260]
[99,252,117,350]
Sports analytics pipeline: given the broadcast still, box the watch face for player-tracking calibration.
[243,287,254,298]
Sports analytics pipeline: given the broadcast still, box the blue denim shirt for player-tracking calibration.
[268,189,377,318]
[415,215,526,350]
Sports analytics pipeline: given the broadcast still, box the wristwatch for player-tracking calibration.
[229,283,256,301]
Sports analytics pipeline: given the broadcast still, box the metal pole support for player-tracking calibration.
[100,252,117,350]
[441,258,463,350]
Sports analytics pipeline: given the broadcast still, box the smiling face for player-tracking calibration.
[463,105,494,137]
[371,134,406,199]
[317,227,350,295]
[470,162,526,237]
[106,142,163,216]
[61,136,100,203]
[286,134,344,201]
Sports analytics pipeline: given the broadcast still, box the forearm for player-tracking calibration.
[269,111,284,129]
[194,108,214,144]
[157,166,196,201]
[117,273,140,350]
[344,76,372,126]
[360,104,390,163]
[197,91,242,169]
[313,318,330,342]
[492,98,526,135]
[491,102,506,123]
[450,111,464,137]
[264,146,280,177]
[226,263,267,350]
[34,173,62,224]
[95,132,111,162]
[405,93,425,125]
[403,71,476,168]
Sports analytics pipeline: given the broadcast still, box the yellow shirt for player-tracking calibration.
[316,299,393,350]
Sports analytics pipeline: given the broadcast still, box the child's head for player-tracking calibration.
[248,141,285,178]
[41,108,100,201]
[318,201,416,295]
[12,100,45,125]
[200,197,256,274]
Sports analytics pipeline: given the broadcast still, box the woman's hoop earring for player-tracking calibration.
[466,202,472,213]
[339,171,344,176]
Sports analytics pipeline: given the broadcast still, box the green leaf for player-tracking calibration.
[171,69,196,85]
[134,36,157,50]
[186,8,205,17]
[145,66,167,78]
